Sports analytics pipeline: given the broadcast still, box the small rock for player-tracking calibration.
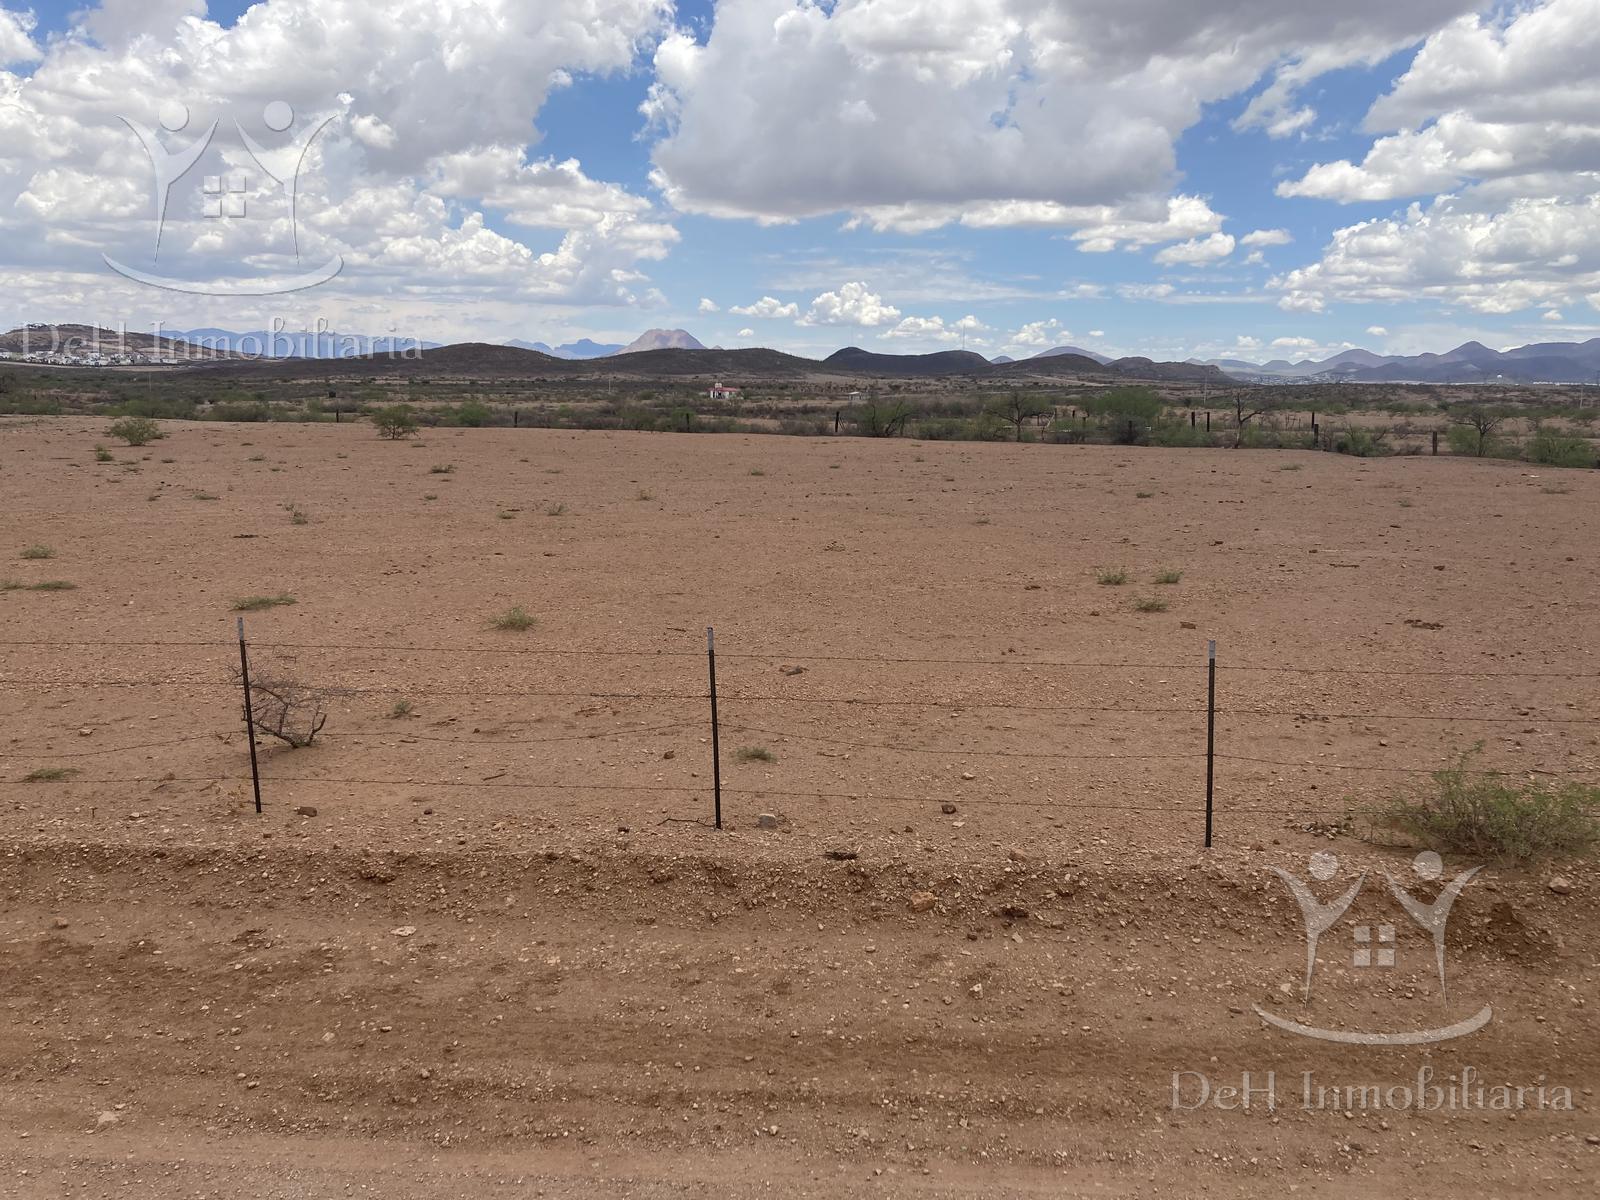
[1007,847,1028,863]
[1549,876,1574,896]
[941,803,957,815]
[824,848,858,861]
[756,813,780,830]
[1585,1134,1599,1146]
[78,728,93,737]
[294,805,318,817]
[662,749,675,760]
[390,926,417,938]
[909,891,937,914]
[95,1111,119,1130]
[781,665,806,676]
[52,917,69,930]
[969,983,983,999]
[960,771,976,781]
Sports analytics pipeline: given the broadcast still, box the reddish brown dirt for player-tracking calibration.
[1,417,1597,1197]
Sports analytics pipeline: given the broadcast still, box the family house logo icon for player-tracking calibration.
[103,97,343,296]
[1254,850,1492,1045]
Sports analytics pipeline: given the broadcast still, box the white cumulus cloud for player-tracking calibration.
[730,295,800,319]
[798,281,901,327]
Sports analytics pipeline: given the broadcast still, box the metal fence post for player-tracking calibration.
[237,617,264,815]
[1205,640,1216,848]
[707,627,723,830]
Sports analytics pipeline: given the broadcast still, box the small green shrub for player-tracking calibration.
[388,699,414,719]
[430,464,455,474]
[1096,567,1128,586]
[27,580,76,591]
[285,505,310,525]
[233,594,296,612]
[545,502,567,517]
[1134,596,1169,613]
[107,417,162,446]
[373,406,419,440]
[1153,569,1183,585]
[1527,427,1595,469]
[20,545,53,560]
[94,445,113,462]
[489,605,536,631]
[736,746,775,763]
[1370,747,1600,863]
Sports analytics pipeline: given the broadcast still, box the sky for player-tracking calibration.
[0,0,1597,363]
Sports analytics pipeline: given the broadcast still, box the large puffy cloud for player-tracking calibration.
[797,281,901,327]
[1282,0,1600,202]
[1274,193,1600,315]
[646,0,1484,233]
[1277,0,1600,316]
[0,0,676,328]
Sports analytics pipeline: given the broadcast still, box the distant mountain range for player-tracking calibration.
[1208,338,1600,384]
[506,337,623,359]
[619,328,707,354]
[1033,344,1113,365]
[11,323,1599,387]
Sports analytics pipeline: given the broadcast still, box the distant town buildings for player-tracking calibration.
[0,347,183,366]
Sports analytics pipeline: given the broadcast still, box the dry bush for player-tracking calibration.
[234,668,334,748]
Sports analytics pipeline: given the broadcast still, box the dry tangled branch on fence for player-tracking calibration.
[233,668,332,748]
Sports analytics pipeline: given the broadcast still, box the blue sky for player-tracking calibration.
[3,1,1597,361]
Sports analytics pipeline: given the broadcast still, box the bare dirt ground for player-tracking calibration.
[1,417,1597,1197]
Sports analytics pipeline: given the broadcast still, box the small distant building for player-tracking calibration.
[708,384,742,400]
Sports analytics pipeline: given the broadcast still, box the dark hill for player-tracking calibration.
[823,347,993,377]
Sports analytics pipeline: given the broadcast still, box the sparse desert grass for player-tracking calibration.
[1279,464,1302,472]
[192,491,219,501]
[1543,483,1572,495]
[1153,569,1183,585]
[975,516,992,526]
[1134,596,1169,613]
[248,454,266,462]
[430,464,455,474]
[93,445,113,462]
[489,605,536,631]
[1096,567,1128,586]
[284,504,310,525]
[736,745,775,763]
[635,488,654,501]
[388,699,414,719]
[545,502,568,517]
[1369,746,1599,863]
[1135,491,1154,499]
[23,767,80,783]
[497,509,517,520]
[423,493,438,501]
[749,468,765,477]
[7,580,77,592]
[233,594,296,612]
[20,545,53,560]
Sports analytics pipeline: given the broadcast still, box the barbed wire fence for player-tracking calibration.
[1,625,1597,844]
